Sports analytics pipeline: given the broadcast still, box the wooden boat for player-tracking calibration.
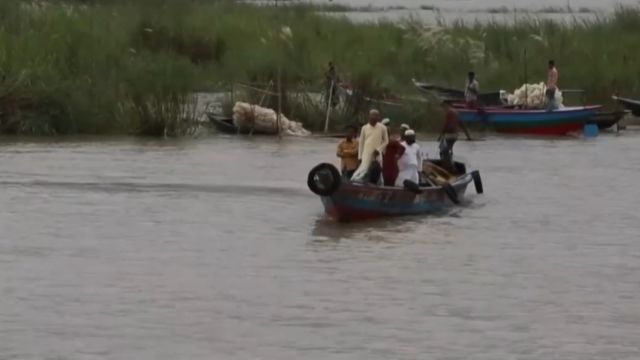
[590,110,629,130]
[456,105,602,135]
[412,79,504,106]
[307,160,483,222]
[206,113,278,135]
[452,103,625,131]
[612,96,640,117]
[207,113,238,134]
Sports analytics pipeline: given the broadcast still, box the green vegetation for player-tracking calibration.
[0,1,639,135]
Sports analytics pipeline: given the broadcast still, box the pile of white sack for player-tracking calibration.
[232,102,311,136]
[500,82,564,108]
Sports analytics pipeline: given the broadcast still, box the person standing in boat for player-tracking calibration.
[438,102,472,172]
[336,125,359,179]
[465,71,479,108]
[351,109,388,183]
[395,130,422,187]
[546,60,559,110]
[382,126,405,186]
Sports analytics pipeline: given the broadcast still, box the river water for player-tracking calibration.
[305,0,639,23]
[1,132,640,359]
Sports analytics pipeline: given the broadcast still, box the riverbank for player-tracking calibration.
[1,0,639,135]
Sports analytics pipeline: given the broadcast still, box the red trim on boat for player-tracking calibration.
[325,204,387,222]
[497,122,584,135]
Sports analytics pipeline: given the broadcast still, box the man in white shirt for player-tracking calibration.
[395,130,422,187]
[351,109,389,183]
[464,71,479,108]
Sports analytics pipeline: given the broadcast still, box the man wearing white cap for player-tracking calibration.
[351,109,388,183]
[395,129,422,187]
[399,123,410,140]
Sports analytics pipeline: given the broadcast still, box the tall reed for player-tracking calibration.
[0,0,639,135]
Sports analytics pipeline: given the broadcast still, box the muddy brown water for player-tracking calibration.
[1,132,639,359]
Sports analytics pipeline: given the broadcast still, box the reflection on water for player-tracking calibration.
[1,134,640,359]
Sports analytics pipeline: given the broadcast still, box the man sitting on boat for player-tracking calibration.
[351,109,389,184]
[546,60,559,111]
[395,130,422,187]
[465,71,479,108]
[336,126,359,179]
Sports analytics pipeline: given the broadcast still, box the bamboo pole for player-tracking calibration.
[277,68,281,137]
[524,48,528,109]
[324,80,334,133]
[275,0,281,138]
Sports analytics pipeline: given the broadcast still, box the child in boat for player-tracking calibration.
[336,126,359,179]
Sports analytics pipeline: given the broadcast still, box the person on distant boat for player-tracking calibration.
[336,125,359,179]
[325,61,340,108]
[546,60,559,110]
[395,130,422,187]
[438,102,472,172]
[351,109,389,184]
[465,71,479,108]
[382,126,405,186]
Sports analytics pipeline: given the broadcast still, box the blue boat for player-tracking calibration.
[456,105,602,135]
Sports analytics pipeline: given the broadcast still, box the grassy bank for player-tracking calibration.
[1,1,639,135]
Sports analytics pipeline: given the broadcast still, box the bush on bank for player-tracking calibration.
[0,0,639,135]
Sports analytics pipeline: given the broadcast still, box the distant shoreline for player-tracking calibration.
[1,1,639,136]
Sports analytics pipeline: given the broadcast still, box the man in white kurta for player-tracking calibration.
[395,130,422,186]
[351,110,389,182]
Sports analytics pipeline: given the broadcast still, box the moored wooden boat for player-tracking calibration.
[206,113,279,135]
[207,113,238,134]
[412,79,504,106]
[612,96,640,117]
[590,110,629,130]
[452,103,625,131]
[307,160,482,222]
[456,105,602,136]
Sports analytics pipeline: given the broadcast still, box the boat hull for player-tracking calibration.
[457,106,601,136]
[208,114,238,134]
[319,177,472,222]
[591,110,629,130]
[613,96,640,117]
[413,80,504,106]
[207,113,276,135]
